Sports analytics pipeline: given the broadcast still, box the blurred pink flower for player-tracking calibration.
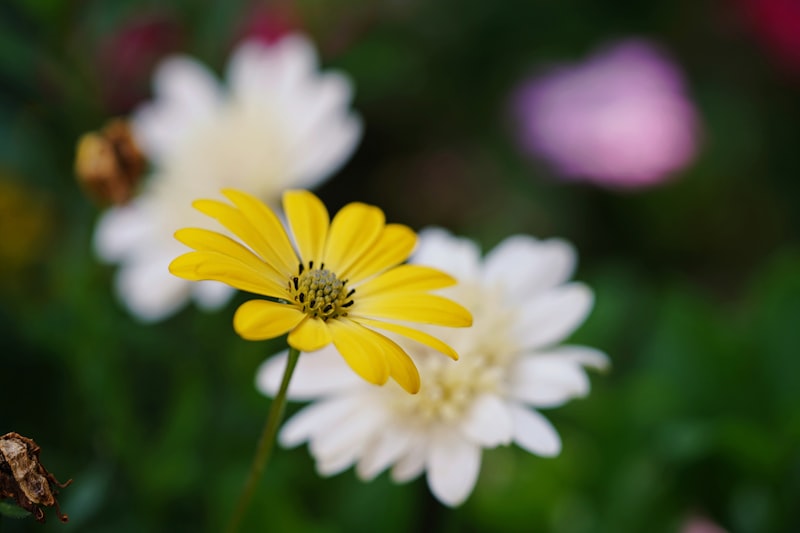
[680,515,729,533]
[739,0,800,74]
[512,40,700,189]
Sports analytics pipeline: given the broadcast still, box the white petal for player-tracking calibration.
[482,235,576,302]
[285,72,355,148]
[192,280,235,310]
[427,428,482,507]
[132,56,221,161]
[114,254,190,322]
[512,283,594,349]
[255,346,362,401]
[309,400,384,459]
[316,444,363,477]
[509,355,591,408]
[272,35,318,97]
[543,345,610,371]
[509,403,561,457]
[459,394,514,447]
[390,433,428,483]
[93,201,155,262]
[413,228,482,282]
[227,40,273,102]
[289,112,362,189]
[278,395,361,448]
[356,426,415,481]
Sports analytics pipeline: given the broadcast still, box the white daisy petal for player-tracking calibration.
[513,283,594,349]
[427,428,482,507]
[255,346,361,401]
[509,355,591,407]
[391,434,428,483]
[541,345,610,371]
[413,228,482,281]
[309,401,384,459]
[509,404,562,457]
[278,396,360,448]
[290,113,363,188]
[460,394,514,447]
[132,56,221,161]
[93,201,155,262]
[115,255,190,322]
[356,426,414,481]
[316,444,364,477]
[281,72,355,155]
[192,280,235,310]
[482,235,576,302]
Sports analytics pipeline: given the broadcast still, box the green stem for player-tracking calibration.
[225,346,301,533]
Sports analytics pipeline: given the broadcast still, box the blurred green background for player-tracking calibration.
[2,0,799,531]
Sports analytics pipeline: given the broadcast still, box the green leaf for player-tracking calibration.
[0,499,31,519]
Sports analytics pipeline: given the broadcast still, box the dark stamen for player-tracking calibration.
[298,294,305,303]
[298,263,305,275]
[342,300,354,308]
[323,304,333,313]
[346,289,355,298]
[320,262,325,270]
[309,260,314,270]
[293,277,299,291]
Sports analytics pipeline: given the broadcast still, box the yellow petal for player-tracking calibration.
[355,265,457,299]
[323,202,384,274]
[354,294,473,327]
[327,319,389,386]
[342,224,417,283]
[233,299,306,340]
[169,251,286,297]
[283,190,329,265]
[287,316,333,352]
[193,198,298,277]
[175,227,284,281]
[368,330,421,394]
[356,318,460,360]
[221,189,299,275]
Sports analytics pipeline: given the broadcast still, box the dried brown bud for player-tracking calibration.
[0,432,72,523]
[75,118,146,205]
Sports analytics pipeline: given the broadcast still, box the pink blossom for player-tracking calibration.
[512,40,700,189]
[680,515,729,533]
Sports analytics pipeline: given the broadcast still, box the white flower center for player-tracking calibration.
[388,283,519,425]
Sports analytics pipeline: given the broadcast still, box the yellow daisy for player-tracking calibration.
[169,189,472,393]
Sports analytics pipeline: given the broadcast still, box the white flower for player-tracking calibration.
[256,228,608,506]
[94,34,362,322]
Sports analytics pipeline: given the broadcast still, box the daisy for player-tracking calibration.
[93,34,362,322]
[257,228,608,506]
[170,190,472,393]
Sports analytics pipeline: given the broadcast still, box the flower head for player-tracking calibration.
[512,39,700,188]
[257,228,608,506]
[93,34,362,322]
[171,190,472,394]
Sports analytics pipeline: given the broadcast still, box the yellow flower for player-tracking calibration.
[169,189,472,393]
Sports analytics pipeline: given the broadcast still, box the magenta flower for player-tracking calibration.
[739,0,800,74]
[512,40,700,188]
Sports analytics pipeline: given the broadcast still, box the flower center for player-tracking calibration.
[289,261,354,321]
